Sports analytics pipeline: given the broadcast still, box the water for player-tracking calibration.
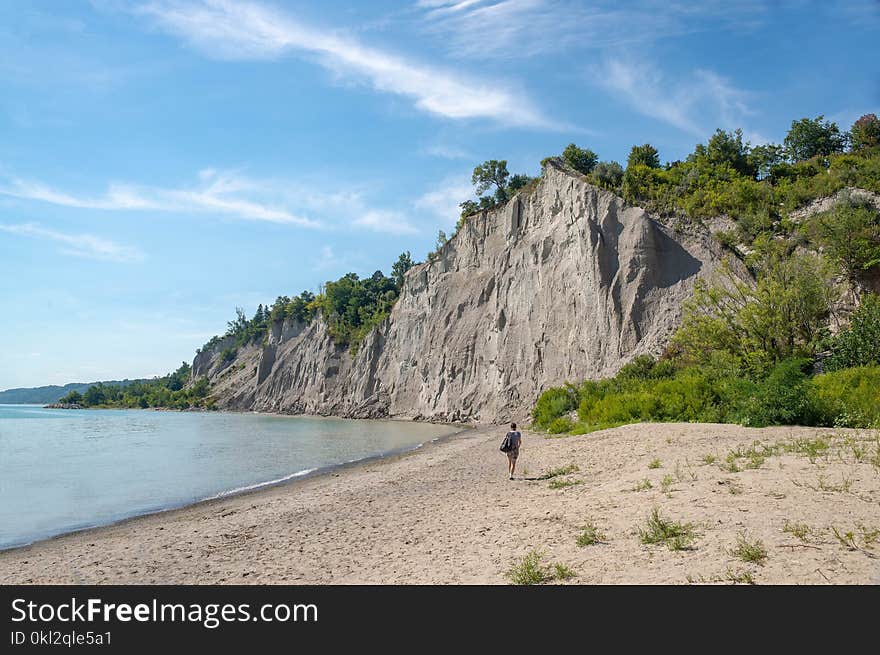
[0,404,458,550]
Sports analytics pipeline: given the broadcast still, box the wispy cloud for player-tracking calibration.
[414,175,473,227]
[0,168,446,235]
[0,222,144,263]
[352,209,418,235]
[134,0,559,129]
[593,58,754,136]
[422,143,473,160]
[414,1,768,60]
[0,169,320,226]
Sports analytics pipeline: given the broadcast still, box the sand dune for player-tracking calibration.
[2,423,878,584]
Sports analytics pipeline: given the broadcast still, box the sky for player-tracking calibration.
[1,0,878,389]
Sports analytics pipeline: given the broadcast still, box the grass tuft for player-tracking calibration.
[548,478,581,489]
[730,531,768,565]
[506,550,551,585]
[638,508,696,551]
[632,478,653,492]
[538,464,580,480]
[506,550,577,584]
[576,521,607,547]
[553,563,576,580]
[782,520,813,542]
[725,567,756,584]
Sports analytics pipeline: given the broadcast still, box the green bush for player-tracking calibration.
[826,295,880,371]
[533,355,880,435]
[738,359,810,427]
[807,366,880,428]
[532,384,578,429]
[547,416,574,434]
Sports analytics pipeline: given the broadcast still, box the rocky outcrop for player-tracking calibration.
[194,163,731,424]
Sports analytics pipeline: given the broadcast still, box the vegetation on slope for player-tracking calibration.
[533,113,880,433]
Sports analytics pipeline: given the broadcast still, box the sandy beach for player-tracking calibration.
[2,422,878,585]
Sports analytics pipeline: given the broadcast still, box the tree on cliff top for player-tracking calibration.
[627,144,661,169]
[562,143,598,175]
[472,160,511,203]
[392,251,415,288]
[850,114,880,152]
[784,115,847,161]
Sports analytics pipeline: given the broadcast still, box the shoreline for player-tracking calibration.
[0,421,475,553]
[2,422,878,584]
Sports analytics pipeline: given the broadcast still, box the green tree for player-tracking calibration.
[60,390,83,404]
[226,306,248,336]
[83,384,108,406]
[784,115,847,162]
[459,199,479,217]
[471,160,510,202]
[748,143,785,180]
[673,248,832,375]
[391,251,415,288]
[627,144,661,169]
[591,161,624,189]
[809,195,880,294]
[694,128,755,178]
[507,174,534,194]
[562,143,598,174]
[826,294,880,371]
[850,113,880,151]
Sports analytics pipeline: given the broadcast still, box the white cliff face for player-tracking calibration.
[195,164,728,423]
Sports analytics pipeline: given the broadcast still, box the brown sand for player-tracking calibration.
[1,423,878,584]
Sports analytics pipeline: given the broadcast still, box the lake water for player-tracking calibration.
[0,405,459,550]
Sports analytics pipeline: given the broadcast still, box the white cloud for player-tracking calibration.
[0,170,320,226]
[0,222,144,263]
[414,175,473,227]
[352,209,418,235]
[594,58,754,136]
[422,143,472,160]
[135,0,558,129]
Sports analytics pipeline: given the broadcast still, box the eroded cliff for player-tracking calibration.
[194,163,730,423]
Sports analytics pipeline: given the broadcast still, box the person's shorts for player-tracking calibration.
[507,447,519,460]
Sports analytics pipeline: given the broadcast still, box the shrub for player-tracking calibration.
[739,358,810,427]
[532,384,578,429]
[826,295,880,371]
[547,416,574,434]
[806,366,880,428]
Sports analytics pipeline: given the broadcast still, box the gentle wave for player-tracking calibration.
[205,468,319,500]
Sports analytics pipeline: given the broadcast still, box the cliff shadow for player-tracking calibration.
[648,224,703,289]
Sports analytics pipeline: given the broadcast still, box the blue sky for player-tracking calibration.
[1,0,878,389]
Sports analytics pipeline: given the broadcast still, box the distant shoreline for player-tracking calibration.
[36,402,478,428]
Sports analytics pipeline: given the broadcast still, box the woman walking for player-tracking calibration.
[504,423,522,480]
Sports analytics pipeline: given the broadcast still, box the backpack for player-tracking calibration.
[499,434,512,452]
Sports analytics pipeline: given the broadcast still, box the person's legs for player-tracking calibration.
[510,453,517,477]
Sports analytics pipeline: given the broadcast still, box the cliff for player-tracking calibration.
[193,163,731,423]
